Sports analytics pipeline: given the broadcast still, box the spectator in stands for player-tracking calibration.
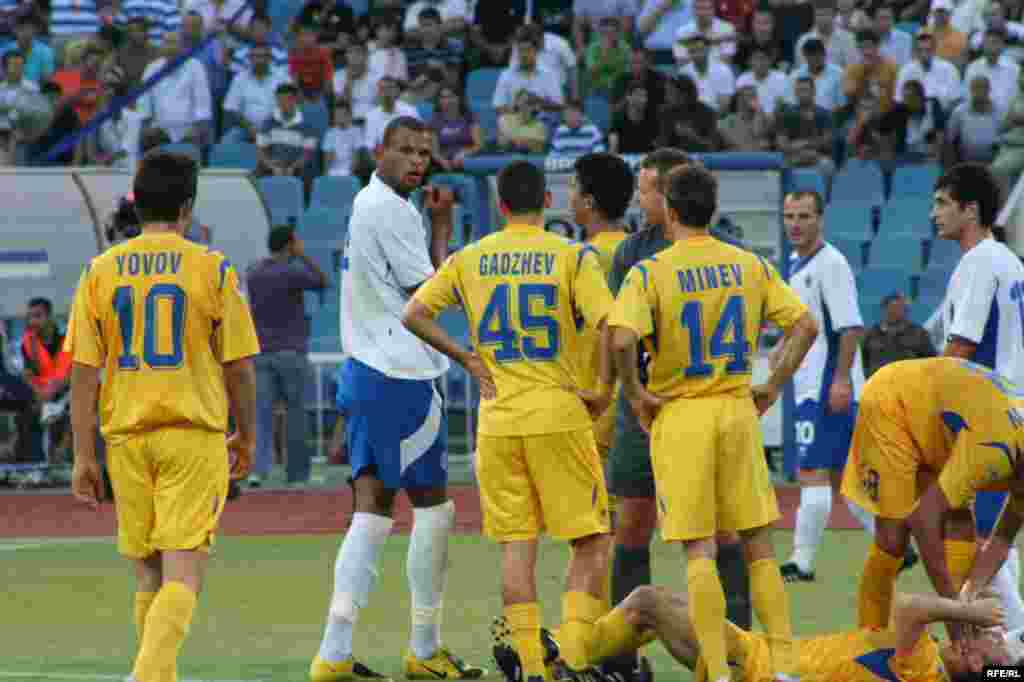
[582,16,629,95]
[245,224,328,488]
[405,7,463,92]
[658,72,723,151]
[836,0,871,32]
[788,38,845,114]
[610,47,664,117]
[675,0,738,63]
[365,75,419,151]
[721,82,775,150]
[895,30,962,113]
[289,23,333,103]
[873,6,913,65]
[469,0,526,67]
[181,11,230,103]
[510,22,577,96]
[333,42,376,124]
[115,15,156,91]
[257,81,317,179]
[872,78,945,161]
[929,0,968,64]
[678,34,735,112]
[292,0,356,46]
[573,0,637,56]
[497,89,549,153]
[734,7,787,72]
[992,68,1024,194]
[637,0,693,52]
[229,13,289,77]
[968,0,1024,52]
[717,0,757,33]
[223,42,292,144]
[48,0,101,59]
[778,75,835,178]
[139,30,212,147]
[861,292,936,378]
[367,15,407,85]
[767,0,816,65]
[402,64,444,108]
[0,50,40,163]
[21,297,70,409]
[609,81,659,153]
[944,74,1003,164]
[965,27,1020,114]
[843,29,899,118]
[78,64,145,166]
[323,98,360,176]
[2,14,54,84]
[551,98,605,154]
[429,85,480,170]
[795,0,860,69]
[0,323,38,464]
[182,0,252,44]
[493,26,565,117]
[22,80,70,165]
[51,41,104,127]
[737,43,789,115]
[403,0,470,43]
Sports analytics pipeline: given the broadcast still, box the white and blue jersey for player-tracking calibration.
[338,173,449,490]
[789,242,866,471]
[941,237,1024,534]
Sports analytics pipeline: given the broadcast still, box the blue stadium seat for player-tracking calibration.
[824,200,874,241]
[584,94,611,134]
[868,234,925,270]
[914,265,953,300]
[430,172,483,243]
[831,236,868,269]
[309,301,342,353]
[787,168,827,197]
[476,108,499,145]
[159,143,202,163]
[890,163,941,199]
[926,238,961,269]
[832,159,885,204]
[466,68,503,112]
[267,0,304,36]
[209,141,258,171]
[417,101,435,121]
[858,267,912,300]
[299,205,349,247]
[301,98,330,141]
[878,196,934,237]
[310,175,362,213]
[860,296,886,329]
[347,0,369,15]
[896,20,922,35]
[913,293,944,323]
[257,176,305,227]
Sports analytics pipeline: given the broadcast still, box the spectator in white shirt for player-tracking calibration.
[510,24,578,95]
[139,30,213,148]
[637,0,693,51]
[368,16,408,85]
[677,34,735,112]
[0,50,40,163]
[223,43,291,144]
[334,42,377,123]
[795,2,861,70]
[493,26,565,116]
[365,76,421,151]
[873,6,913,65]
[968,1,1024,51]
[895,30,962,112]
[736,44,790,115]
[964,27,1020,113]
[323,99,361,176]
[403,0,470,42]
[551,98,605,154]
[789,37,846,113]
[183,0,253,43]
[674,0,738,63]
[836,0,871,32]
[573,0,638,55]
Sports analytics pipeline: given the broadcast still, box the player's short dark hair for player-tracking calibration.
[133,150,199,224]
[498,160,546,214]
[935,162,1002,228]
[665,164,717,227]
[268,225,295,253]
[382,116,429,148]
[418,7,441,23]
[275,82,299,95]
[639,148,691,183]
[574,153,635,222]
[802,37,826,56]
[27,297,52,314]
[856,29,880,45]
[785,190,824,215]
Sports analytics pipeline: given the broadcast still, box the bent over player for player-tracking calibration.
[67,151,261,682]
[609,164,819,682]
[403,160,615,681]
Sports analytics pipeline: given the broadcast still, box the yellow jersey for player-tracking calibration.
[865,357,1024,509]
[576,229,627,395]
[413,223,614,437]
[609,235,807,400]
[65,232,261,444]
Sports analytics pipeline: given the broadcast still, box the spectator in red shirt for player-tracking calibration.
[51,42,104,124]
[289,22,333,101]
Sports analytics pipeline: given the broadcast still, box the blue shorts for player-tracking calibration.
[795,399,858,472]
[336,358,448,490]
[975,491,1008,537]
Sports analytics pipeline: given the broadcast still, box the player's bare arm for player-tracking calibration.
[907,483,960,597]
[402,299,496,399]
[70,361,104,509]
[579,320,615,420]
[753,311,818,416]
[829,326,864,413]
[425,186,456,269]
[964,499,1024,601]
[223,357,258,481]
[611,326,664,433]
[891,591,1005,673]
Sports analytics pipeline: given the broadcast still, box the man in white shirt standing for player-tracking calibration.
[895,30,962,112]
[311,116,488,682]
[873,6,913,65]
[403,0,470,42]
[964,27,1020,114]
[736,45,789,115]
[674,0,737,64]
[333,43,378,124]
[222,43,291,144]
[493,27,565,117]
[788,38,846,114]
[794,1,860,70]
[139,30,213,148]
[364,76,421,152]
[931,162,1024,631]
[678,33,735,112]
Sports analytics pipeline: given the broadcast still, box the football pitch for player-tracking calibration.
[2,529,942,682]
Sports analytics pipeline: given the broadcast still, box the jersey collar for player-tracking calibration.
[504,222,545,232]
[790,241,826,277]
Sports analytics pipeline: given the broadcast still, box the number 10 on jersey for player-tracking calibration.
[112,283,187,370]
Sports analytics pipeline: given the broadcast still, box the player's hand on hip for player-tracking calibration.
[630,390,666,433]
[462,352,497,400]
[751,382,781,416]
[227,432,256,481]
[578,388,612,421]
[71,455,104,510]
[828,377,853,413]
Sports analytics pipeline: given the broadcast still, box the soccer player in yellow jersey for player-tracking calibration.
[840,358,1024,643]
[66,151,261,682]
[403,160,615,682]
[608,164,819,682]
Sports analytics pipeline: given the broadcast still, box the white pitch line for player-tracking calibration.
[0,538,110,552]
[0,673,263,682]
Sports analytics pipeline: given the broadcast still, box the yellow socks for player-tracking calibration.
[856,543,903,629]
[132,581,197,682]
[134,591,157,644]
[505,602,546,681]
[588,607,657,662]
[560,591,606,669]
[687,558,729,682]
[748,558,797,677]
[945,540,977,592]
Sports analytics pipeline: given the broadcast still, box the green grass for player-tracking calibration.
[2,530,937,681]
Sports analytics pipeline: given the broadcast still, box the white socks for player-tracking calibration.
[992,547,1024,631]
[408,500,456,660]
[845,498,876,536]
[319,512,394,663]
[791,485,832,572]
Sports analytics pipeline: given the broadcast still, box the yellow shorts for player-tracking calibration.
[107,427,230,559]
[650,396,778,541]
[476,428,610,542]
